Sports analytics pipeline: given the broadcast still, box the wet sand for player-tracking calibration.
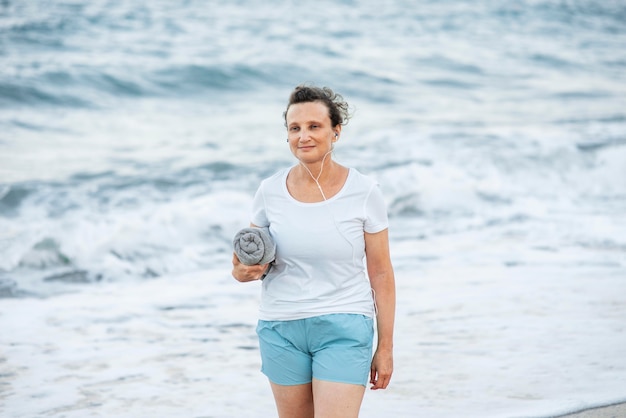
[1,265,624,417]
[557,402,626,418]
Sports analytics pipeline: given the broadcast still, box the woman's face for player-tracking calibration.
[285,101,340,164]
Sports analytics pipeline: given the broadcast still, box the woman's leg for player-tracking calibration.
[270,381,314,418]
[312,379,366,418]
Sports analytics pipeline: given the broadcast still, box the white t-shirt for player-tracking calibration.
[251,166,389,321]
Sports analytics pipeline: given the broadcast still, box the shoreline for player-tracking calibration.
[555,402,626,418]
[2,266,624,418]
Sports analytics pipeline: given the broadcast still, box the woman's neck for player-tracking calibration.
[297,154,335,201]
[287,159,348,203]
[297,155,334,185]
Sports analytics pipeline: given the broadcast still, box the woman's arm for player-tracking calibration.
[365,228,396,390]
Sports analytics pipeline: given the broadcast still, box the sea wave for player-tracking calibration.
[3,116,624,298]
[0,63,292,108]
[0,0,624,298]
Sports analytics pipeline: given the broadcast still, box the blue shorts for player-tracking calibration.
[256,314,374,386]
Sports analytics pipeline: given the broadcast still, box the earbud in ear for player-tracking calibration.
[335,133,339,138]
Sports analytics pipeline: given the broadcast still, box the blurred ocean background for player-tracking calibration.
[1,1,625,417]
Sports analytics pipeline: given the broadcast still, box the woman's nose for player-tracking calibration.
[297,129,310,141]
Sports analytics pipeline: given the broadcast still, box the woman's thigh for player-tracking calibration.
[270,381,314,418]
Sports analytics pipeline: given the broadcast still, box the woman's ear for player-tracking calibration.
[334,125,342,140]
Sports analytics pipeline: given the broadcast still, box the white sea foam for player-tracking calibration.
[1,259,624,417]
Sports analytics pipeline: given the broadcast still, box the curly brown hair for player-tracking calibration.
[283,84,351,128]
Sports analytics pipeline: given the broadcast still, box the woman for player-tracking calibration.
[232,84,395,418]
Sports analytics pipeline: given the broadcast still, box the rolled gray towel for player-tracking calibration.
[233,227,276,266]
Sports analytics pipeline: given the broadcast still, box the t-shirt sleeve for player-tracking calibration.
[364,183,389,233]
[250,182,269,227]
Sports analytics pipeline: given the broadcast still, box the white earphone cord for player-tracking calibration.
[299,150,358,269]
[299,150,332,200]
[299,150,378,316]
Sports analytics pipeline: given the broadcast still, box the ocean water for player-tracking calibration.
[1,0,625,417]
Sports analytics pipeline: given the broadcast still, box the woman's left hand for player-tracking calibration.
[370,346,393,390]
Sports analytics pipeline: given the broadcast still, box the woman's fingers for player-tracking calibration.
[232,254,268,282]
[369,349,393,390]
